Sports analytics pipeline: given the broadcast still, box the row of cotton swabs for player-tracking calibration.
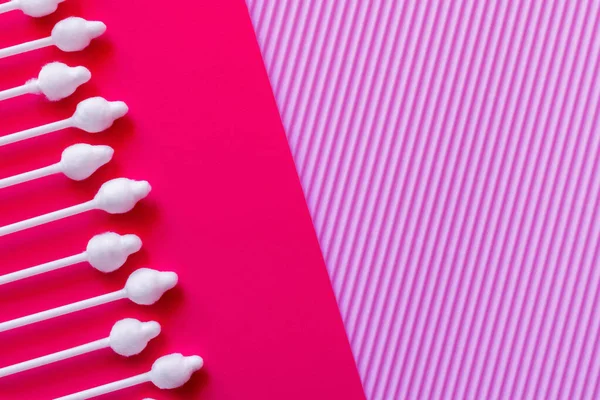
[0,3,202,399]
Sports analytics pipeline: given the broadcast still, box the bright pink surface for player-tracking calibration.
[0,1,364,399]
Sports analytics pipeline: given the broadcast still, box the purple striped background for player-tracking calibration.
[246,0,600,398]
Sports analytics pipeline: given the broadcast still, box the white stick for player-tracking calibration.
[0,338,109,378]
[0,18,105,60]
[0,178,150,237]
[0,82,37,101]
[0,269,176,333]
[0,201,96,237]
[2,0,65,18]
[55,353,203,399]
[0,119,72,147]
[0,164,61,189]
[0,318,161,378]
[0,37,53,59]
[0,253,86,286]
[0,290,126,333]
[0,144,113,190]
[56,373,151,400]
[0,63,91,103]
[0,232,141,286]
[0,97,127,148]
[0,1,18,14]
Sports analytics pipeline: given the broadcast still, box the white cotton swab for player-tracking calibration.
[0,0,65,18]
[0,318,160,378]
[0,268,178,333]
[0,97,128,147]
[0,178,150,237]
[0,144,113,190]
[0,232,141,286]
[0,17,105,60]
[55,353,204,400]
[0,62,91,102]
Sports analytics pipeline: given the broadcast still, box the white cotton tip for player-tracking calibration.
[109,318,161,357]
[149,354,204,390]
[60,143,113,181]
[51,17,106,52]
[86,232,142,273]
[34,62,91,101]
[17,0,65,17]
[93,178,151,214]
[124,268,178,306]
[72,97,128,133]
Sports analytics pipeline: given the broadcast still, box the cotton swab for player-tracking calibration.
[0,144,113,190]
[0,178,150,237]
[55,353,203,400]
[0,62,91,102]
[0,268,178,333]
[0,232,141,286]
[0,0,65,18]
[0,97,127,147]
[0,17,105,60]
[0,318,160,378]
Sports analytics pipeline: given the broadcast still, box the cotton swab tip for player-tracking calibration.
[121,234,143,254]
[72,97,128,133]
[133,180,152,197]
[186,355,204,371]
[109,101,129,119]
[60,143,113,181]
[36,62,91,101]
[93,178,151,214]
[17,0,65,17]
[125,268,178,305]
[149,354,204,390]
[86,232,142,273]
[52,17,106,52]
[73,66,92,81]
[86,21,107,37]
[109,318,161,357]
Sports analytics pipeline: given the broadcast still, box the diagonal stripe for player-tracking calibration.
[247,1,600,398]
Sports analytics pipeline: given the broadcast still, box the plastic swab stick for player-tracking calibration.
[55,353,203,400]
[0,318,160,378]
[0,178,150,237]
[0,17,105,60]
[0,97,127,147]
[0,62,91,102]
[0,232,141,286]
[0,144,113,190]
[0,268,178,333]
[0,0,65,17]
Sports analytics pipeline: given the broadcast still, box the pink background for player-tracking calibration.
[0,1,365,399]
[247,1,600,399]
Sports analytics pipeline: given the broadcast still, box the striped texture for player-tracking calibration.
[245,0,600,398]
